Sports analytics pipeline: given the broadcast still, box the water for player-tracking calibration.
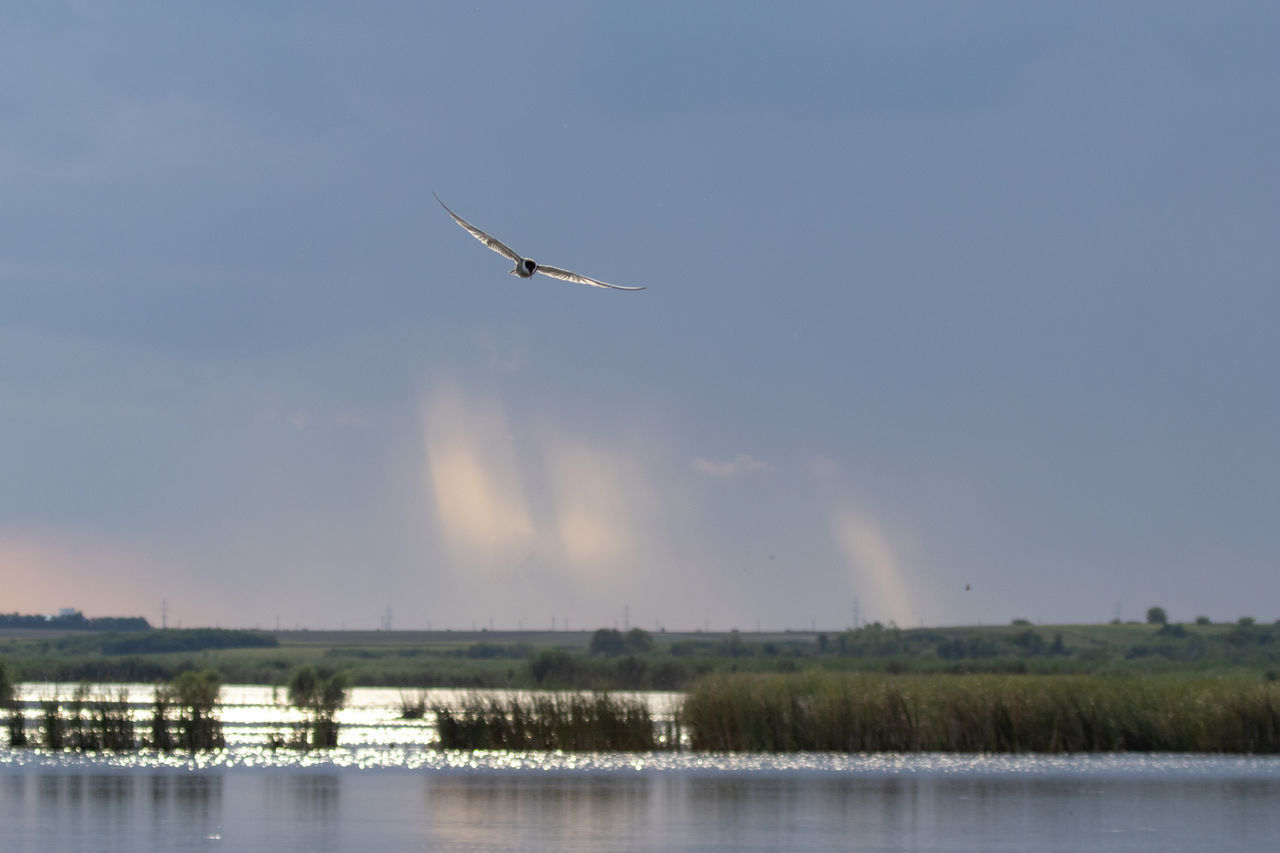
[2,685,1278,851]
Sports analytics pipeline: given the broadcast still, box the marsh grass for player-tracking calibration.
[17,673,225,752]
[398,688,428,720]
[434,693,662,751]
[30,685,136,751]
[682,672,1280,753]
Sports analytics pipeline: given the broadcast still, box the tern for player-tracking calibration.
[434,193,644,291]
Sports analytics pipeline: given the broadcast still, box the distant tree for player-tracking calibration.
[1146,607,1169,625]
[1012,630,1047,654]
[589,628,627,656]
[1195,615,1212,626]
[719,630,750,657]
[528,649,577,686]
[1238,616,1256,627]
[613,655,649,688]
[624,627,653,654]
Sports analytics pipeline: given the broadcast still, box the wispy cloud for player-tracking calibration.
[421,385,538,568]
[692,453,770,478]
[420,383,666,585]
[831,507,914,626]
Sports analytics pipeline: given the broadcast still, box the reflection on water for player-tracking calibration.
[0,762,1277,852]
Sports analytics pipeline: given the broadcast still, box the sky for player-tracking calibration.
[2,3,1277,632]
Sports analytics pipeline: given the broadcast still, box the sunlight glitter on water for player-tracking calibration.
[4,745,1280,779]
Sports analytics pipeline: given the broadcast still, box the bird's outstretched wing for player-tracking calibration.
[434,192,522,263]
[536,264,645,291]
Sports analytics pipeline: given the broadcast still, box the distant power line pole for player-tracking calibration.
[161,599,167,630]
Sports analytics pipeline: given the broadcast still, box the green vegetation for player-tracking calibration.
[4,671,225,751]
[434,693,664,751]
[286,666,351,748]
[398,688,428,720]
[0,611,150,632]
[50,628,278,656]
[166,669,225,751]
[1,619,1278,692]
[0,659,20,746]
[683,671,1280,753]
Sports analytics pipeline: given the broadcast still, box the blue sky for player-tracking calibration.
[2,3,1277,631]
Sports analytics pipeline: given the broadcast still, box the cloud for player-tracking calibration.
[544,440,648,577]
[420,386,538,568]
[831,507,915,626]
[420,383,666,586]
[692,453,770,478]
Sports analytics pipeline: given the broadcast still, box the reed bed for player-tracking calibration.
[682,672,1280,753]
[3,675,226,752]
[434,693,662,751]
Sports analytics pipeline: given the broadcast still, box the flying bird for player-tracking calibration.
[434,193,644,291]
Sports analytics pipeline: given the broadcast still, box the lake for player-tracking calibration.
[2,685,1278,851]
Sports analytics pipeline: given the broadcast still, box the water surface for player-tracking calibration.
[3,685,1277,851]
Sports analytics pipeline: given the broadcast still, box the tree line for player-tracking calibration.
[0,611,151,632]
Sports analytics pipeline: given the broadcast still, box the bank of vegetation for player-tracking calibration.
[682,671,1280,753]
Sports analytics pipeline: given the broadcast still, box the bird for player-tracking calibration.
[434,193,644,291]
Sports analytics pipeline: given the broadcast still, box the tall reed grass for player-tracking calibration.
[434,693,662,751]
[682,672,1280,753]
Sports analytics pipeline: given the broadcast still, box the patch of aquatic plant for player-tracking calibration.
[682,672,1280,753]
[399,688,428,720]
[287,665,351,748]
[0,659,22,747]
[24,683,136,751]
[434,693,665,751]
[157,669,225,751]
